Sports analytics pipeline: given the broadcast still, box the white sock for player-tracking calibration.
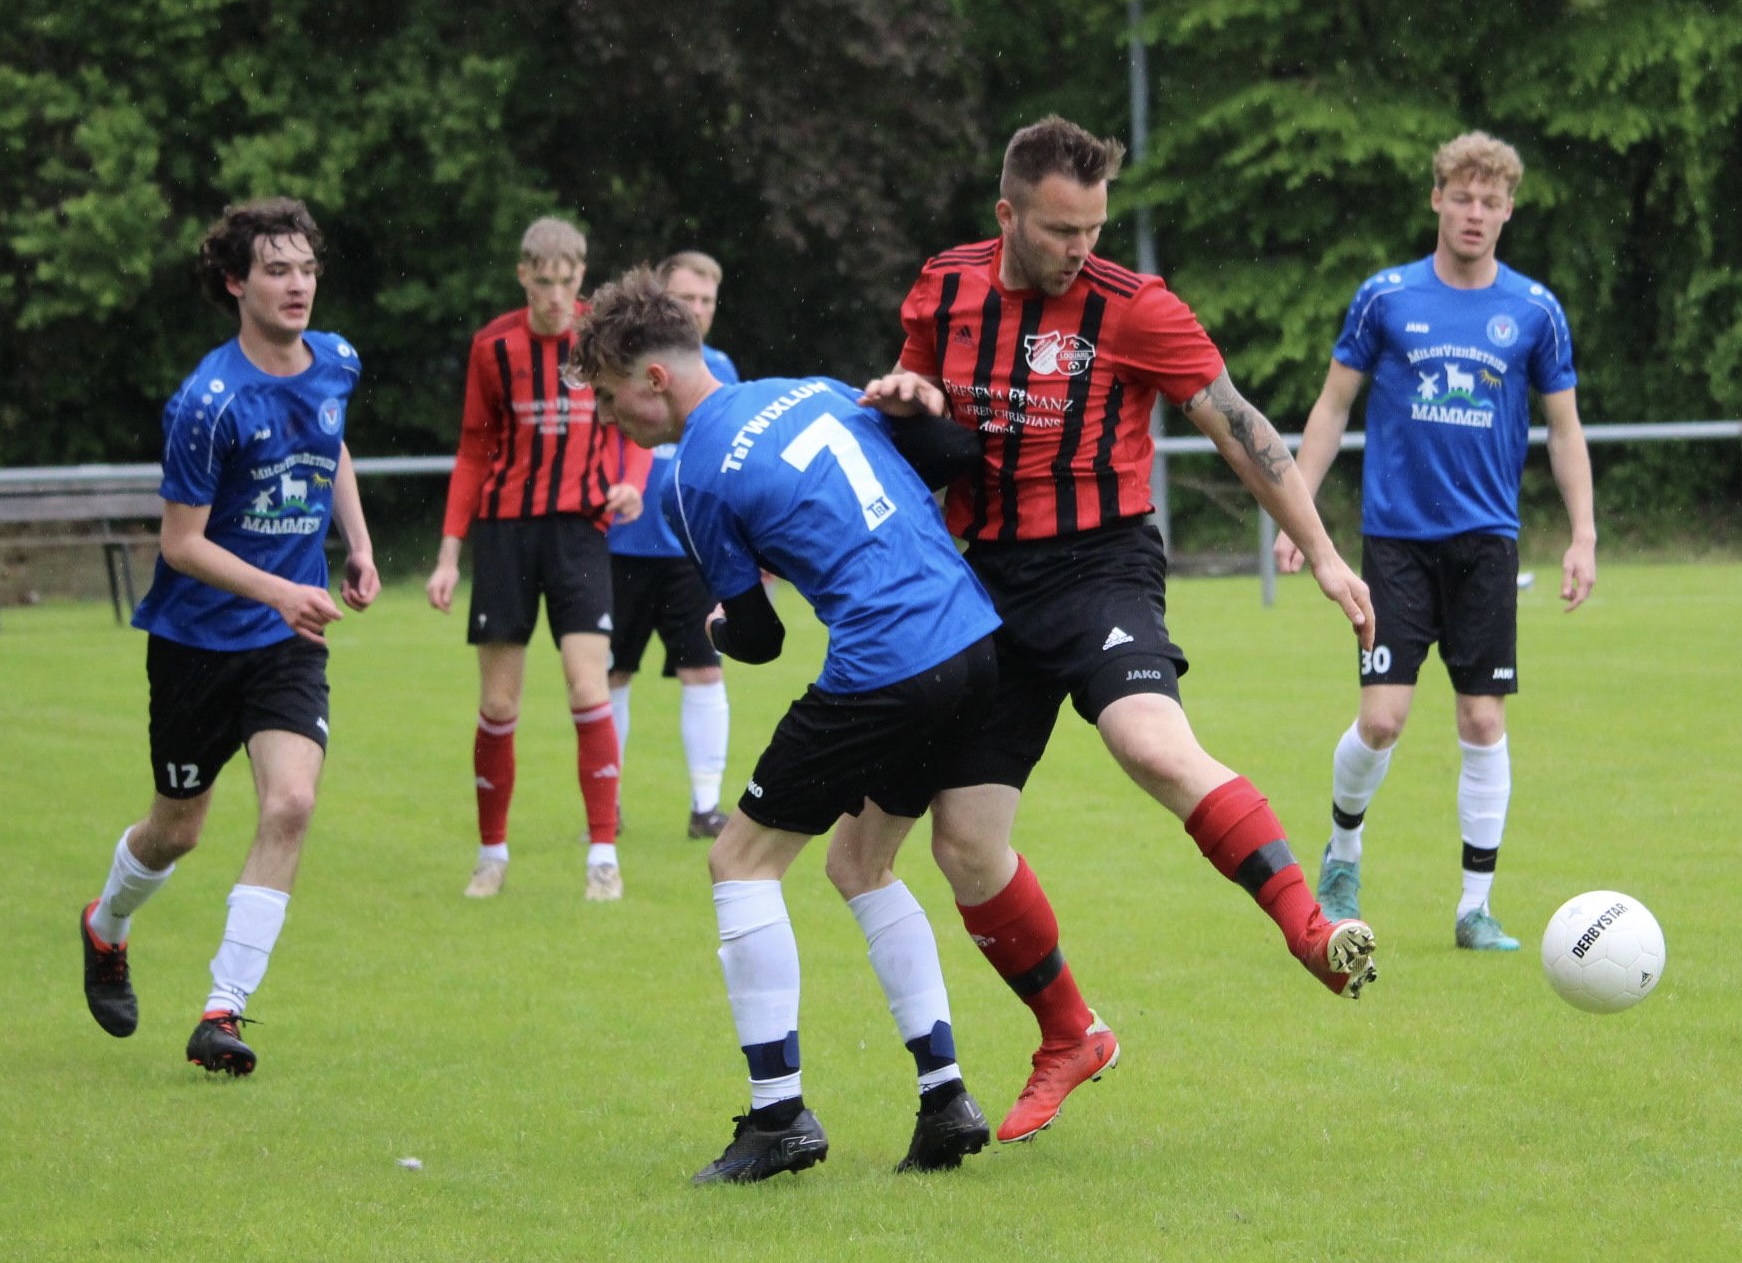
[206,885,290,1017]
[1328,721,1393,862]
[714,879,801,1105]
[89,828,174,947]
[609,684,632,762]
[587,843,619,868]
[1457,736,1510,917]
[849,881,961,1093]
[478,842,508,863]
[681,681,729,812]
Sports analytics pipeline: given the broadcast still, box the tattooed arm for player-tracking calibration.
[1181,369,1375,647]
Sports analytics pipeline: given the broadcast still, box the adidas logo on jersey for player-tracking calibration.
[1102,627,1134,651]
[952,325,974,345]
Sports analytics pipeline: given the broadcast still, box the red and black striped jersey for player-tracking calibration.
[898,238,1225,542]
[441,305,650,538]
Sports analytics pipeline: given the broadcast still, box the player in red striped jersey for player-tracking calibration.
[843,116,1379,1145]
[426,217,652,902]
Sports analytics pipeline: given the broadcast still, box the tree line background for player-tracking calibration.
[4,0,1739,559]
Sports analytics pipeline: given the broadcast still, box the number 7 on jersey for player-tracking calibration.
[781,413,898,531]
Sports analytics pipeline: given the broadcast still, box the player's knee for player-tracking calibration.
[823,843,880,900]
[1358,713,1407,749]
[258,783,318,837]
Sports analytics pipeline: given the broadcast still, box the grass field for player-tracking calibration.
[4,563,1739,1262]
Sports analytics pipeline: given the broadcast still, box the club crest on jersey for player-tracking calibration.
[1486,314,1519,347]
[318,398,344,434]
[1024,331,1096,377]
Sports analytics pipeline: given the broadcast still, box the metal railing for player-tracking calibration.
[6,420,1738,608]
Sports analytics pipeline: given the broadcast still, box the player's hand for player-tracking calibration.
[1561,538,1596,611]
[1311,553,1376,651]
[426,561,460,613]
[860,371,946,418]
[275,582,344,645]
[1272,528,1307,574]
[605,481,643,523]
[342,552,380,612]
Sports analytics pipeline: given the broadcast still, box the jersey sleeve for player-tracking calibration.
[1331,275,1386,374]
[895,271,943,378]
[1527,288,1578,395]
[157,375,237,508]
[1117,281,1226,406]
[668,476,762,600]
[440,333,504,539]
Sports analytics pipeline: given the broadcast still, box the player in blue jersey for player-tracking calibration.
[569,265,1000,1183]
[607,253,737,840]
[78,198,379,1075]
[1275,131,1597,951]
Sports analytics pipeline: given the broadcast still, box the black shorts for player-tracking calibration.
[609,553,722,677]
[146,634,329,799]
[1361,533,1519,695]
[467,516,613,647]
[738,635,998,836]
[940,519,1190,791]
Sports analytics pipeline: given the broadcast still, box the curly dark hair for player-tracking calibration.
[567,265,702,384]
[195,197,324,314]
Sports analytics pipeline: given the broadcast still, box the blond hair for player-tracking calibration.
[658,250,723,286]
[520,216,587,267]
[1433,132,1524,196]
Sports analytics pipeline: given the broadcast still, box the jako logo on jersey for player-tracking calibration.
[1126,668,1166,682]
[318,398,344,434]
[1486,314,1519,347]
[1102,627,1134,651]
[1492,667,1515,680]
[746,778,764,799]
[1406,322,1430,334]
[1024,331,1096,376]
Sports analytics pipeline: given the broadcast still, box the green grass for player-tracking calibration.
[4,564,1739,1261]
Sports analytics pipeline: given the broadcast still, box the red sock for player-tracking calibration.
[958,855,1094,1046]
[573,703,620,844]
[1184,775,1323,951]
[474,715,516,846]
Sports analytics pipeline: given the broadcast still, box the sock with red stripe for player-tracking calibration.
[1185,775,1323,951]
[573,703,621,844]
[474,714,516,847]
[957,855,1094,1047]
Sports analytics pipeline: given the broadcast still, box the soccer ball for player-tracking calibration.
[1540,891,1666,1014]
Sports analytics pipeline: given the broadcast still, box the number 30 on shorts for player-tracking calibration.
[1360,645,1392,677]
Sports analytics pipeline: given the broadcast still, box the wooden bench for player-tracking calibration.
[0,465,164,625]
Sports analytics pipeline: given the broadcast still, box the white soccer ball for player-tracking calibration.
[1540,891,1666,1013]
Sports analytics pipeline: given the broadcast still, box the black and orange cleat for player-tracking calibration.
[80,901,138,1037]
[187,1011,257,1076]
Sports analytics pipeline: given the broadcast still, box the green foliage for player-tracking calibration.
[1,0,1736,541]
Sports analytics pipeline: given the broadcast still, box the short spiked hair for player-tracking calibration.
[1000,115,1126,207]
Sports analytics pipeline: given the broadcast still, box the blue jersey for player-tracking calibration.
[132,332,361,650]
[609,345,739,558]
[1334,257,1577,540]
[666,376,1000,694]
